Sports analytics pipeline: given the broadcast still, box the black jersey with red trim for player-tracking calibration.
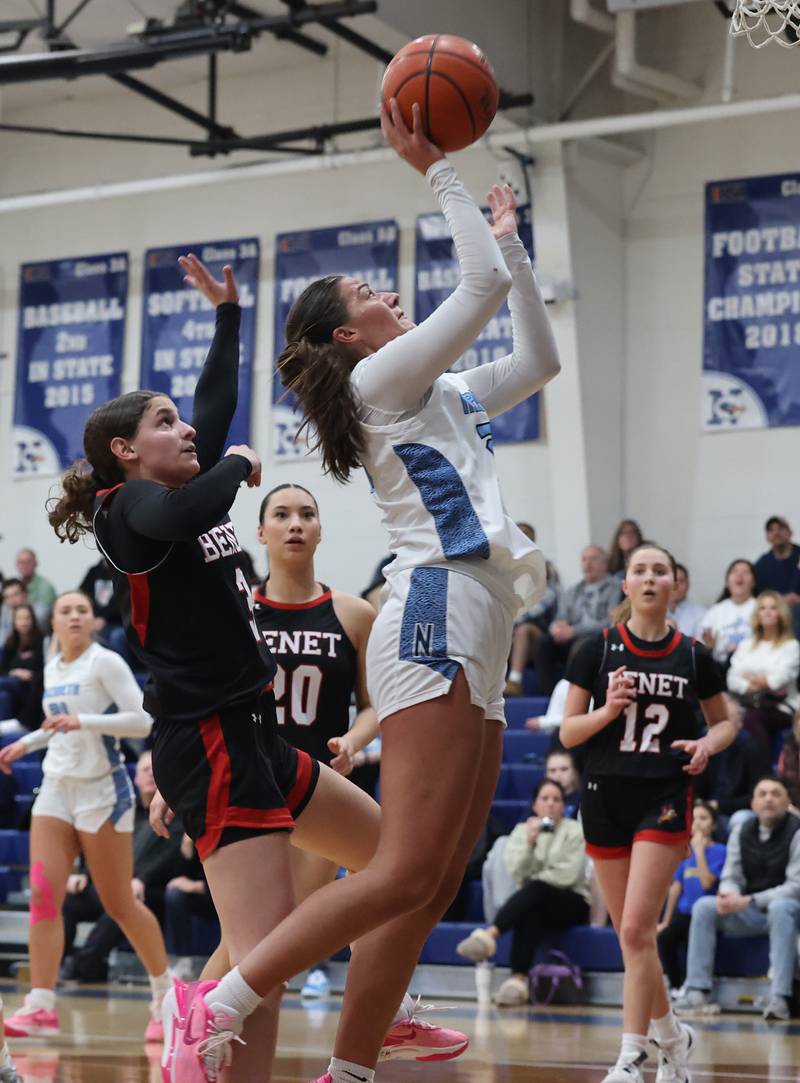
[253,583,357,764]
[566,623,724,779]
[91,302,276,724]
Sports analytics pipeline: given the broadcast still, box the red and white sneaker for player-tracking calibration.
[171,980,244,1082]
[380,997,469,1062]
[3,1005,60,1039]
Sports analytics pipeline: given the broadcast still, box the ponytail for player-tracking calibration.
[278,275,366,485]
[47,389,159,544]
[611,597,632,625]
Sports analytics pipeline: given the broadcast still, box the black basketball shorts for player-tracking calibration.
[581,774,692,860]
[152,689,319,861]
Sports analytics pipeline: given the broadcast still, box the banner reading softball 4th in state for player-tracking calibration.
[273,220,399,458]
[141,238,259,447]
[704,173,800,430]
[415,204,539,443]
[13,253,128,477]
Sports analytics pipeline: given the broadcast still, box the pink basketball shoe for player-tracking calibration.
[3,1005,60,1039]
[160,978,190,1080]
[171,980,244,1082]
[380,998,469,1062]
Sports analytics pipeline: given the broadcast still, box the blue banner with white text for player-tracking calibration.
[13,252,129,477]
[272,220,399,459]
[415,204,540,443]
[704,173,800,430]
[141,238,259,448]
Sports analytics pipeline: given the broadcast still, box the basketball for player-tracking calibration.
[381,34,500,153]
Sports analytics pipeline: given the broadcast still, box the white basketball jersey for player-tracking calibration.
[358,371,546,614]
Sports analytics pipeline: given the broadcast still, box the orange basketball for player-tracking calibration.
[381,34,500,154]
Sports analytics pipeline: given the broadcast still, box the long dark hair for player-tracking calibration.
[608,519,643,575]
[47,391,160,544]
[258,483,319,524]
[612,540,677,625]
[716,558,757,604]
[277,276,366,484]
[3,603,43,659]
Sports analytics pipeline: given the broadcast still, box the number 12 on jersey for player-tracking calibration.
[619,702,670,754]
[273,663,323,727]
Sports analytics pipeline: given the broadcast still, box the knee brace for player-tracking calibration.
[29,861,58,924]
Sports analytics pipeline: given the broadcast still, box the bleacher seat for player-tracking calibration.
[494,765,542,801]
[14,795,33,822]
[502,730,550,764]
[11,762,42,795]
[504,698,549,729]
[0,865,23,903]
[491,799,528,831]
[0,830,29,866]
[0,691,12,720]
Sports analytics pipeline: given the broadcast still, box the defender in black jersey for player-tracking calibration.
[560,543,736,1083]
[567,621,724,856]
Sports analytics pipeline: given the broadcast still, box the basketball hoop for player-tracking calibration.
[731,0,800,47]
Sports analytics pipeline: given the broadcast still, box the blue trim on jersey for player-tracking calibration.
[102,736,133,825]
[460,389,485,415]
[393,443,491,561]
[399,568,460,681]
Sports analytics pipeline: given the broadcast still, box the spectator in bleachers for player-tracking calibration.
[0,605,44,735]
[674,776,800,1021]
[754,516,800,600]
[505,523,560,696]
[668,564,705,639]
[545,750,581,818]
[0,580,49,642]
[456,778,590,1006]
[532,546,618,695]
[59,751,184,982]
[608,519,643,579]
[524,678,569,734]
[726,592,799,752]
[657,802,726,993]
[777,711,800,812]
[14,550,56,616]
[693,725,771,838]
[79,557,122,639]
[701,559,758,671]
[163,835,217,961]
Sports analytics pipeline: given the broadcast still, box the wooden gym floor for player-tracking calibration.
[2,983,796,1082]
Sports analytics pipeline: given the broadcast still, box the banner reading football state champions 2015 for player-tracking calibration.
[13,253,128,477]
[141,238,259,448]
[415,204,540,444]
[272,220,399,459]
[704,173,800,430]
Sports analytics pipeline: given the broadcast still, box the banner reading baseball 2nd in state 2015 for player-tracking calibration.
[141,238,259,448]
[12,253,128,477]
[415,204,539,443]
[273,220,399,459]
[704,173,800,430]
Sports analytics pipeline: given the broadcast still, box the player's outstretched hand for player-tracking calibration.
[0,740,26,775]
[149,789,175,839]
[672,737,710,775]
[328,735,356,776]
[602,665,636,721]
[225,444,262,488]
[178,253,238,307]
[488,184,518,241]
[381,98,444,176]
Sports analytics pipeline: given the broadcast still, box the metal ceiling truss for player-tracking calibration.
[0,0,533,159]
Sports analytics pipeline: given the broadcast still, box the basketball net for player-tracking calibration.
[730,0,800,46]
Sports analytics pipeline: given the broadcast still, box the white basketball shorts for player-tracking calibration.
[367,566,514,723]
[32,766,135,834]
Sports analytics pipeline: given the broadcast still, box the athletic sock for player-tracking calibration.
[204,966,262,1031]
[26,988,55,1013]
[619,1033,648,1063]
[149,970,171,1010]
[0,1043,13,1069]
[392,992,415,1025]
[328,1057,375,1083]
[651,1009,682,1044]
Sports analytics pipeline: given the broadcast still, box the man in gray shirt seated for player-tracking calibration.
[674,776,800,1021]
[531,545,619,694]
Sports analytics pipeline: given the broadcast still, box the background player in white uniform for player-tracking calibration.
[0,591,170,1043]
[176,100,561,1083]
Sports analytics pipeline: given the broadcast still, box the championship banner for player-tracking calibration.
[13,253,128,477]
[141,238,259,447]
[704,173,800,430]
[272,220,399,459]
[415,205,540,443]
